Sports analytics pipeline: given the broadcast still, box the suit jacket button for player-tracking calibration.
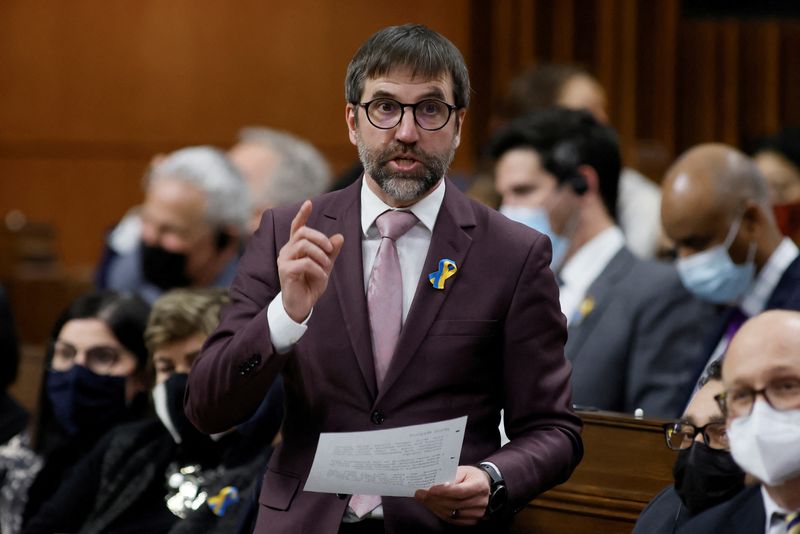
[371,410,385,425]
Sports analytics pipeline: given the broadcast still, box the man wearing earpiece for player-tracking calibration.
[491,108,717,418]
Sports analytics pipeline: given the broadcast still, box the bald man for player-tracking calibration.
[661,143,800,389]
[677,310,800,534]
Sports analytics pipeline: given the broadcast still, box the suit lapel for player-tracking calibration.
[375,181,475,405]
[325,180,379,399]
[565,248,633,363]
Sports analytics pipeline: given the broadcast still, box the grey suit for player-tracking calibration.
[566,247,717,419]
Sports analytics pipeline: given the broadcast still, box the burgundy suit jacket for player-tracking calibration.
[186,179,583,533]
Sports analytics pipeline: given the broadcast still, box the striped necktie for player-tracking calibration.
[787,512,800,534]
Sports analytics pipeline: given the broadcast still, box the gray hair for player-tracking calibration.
[147,146,250,233]
[237,127,331,207]
[345,24,471,109]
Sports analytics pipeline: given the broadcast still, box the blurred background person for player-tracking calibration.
[751,127,800,244]
[95,146,250,303]
[0,291,150,534]
[24,289,283,534]
[678,310,800,533]
[490,108,715,418]
[751,126,800,205]
[499,63,663,259]
[661,144,800,395]
[228,127,332,234]
[633,361,746,534]
[0,284,25,447]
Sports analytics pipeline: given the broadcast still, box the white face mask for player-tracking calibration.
[152,381,182,444]
[727,400,800,485]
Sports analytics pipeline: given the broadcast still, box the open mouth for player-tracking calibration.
[387,156,421,172]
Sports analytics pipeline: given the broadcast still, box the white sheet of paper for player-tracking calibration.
[303,416,467,497]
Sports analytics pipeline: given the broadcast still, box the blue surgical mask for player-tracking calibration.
[676,214,756,304]
[499,205,570,270]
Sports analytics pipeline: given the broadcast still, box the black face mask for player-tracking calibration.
[673,442,746,516]
[46,366,128,436]
[141,242,191,291]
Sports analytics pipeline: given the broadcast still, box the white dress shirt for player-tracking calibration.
[267,178,445,352]
[617,167,662,259]
[558,226,626,326]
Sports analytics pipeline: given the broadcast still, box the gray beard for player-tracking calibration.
[356,137,456,204]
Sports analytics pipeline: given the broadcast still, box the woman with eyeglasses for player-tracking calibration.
[0,290,150,534]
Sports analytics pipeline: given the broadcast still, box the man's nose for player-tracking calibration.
[394,107,420,144]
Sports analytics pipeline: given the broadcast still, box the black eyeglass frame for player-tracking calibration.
[662,421,728,451]
[356,98,459,131]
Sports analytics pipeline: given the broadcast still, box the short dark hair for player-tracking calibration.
[752,126,800,170]
[502,64,589,119]
[345,24,471,109]
[489,107,622,220]
[48,290,151,370]
[699,360,723,387]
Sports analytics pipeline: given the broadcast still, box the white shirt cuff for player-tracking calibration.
[267,292,311,353]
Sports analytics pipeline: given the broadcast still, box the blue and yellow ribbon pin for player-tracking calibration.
[208,486,239,517]
[428,258,457,289]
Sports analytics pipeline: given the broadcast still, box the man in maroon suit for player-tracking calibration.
[186,24,582,533]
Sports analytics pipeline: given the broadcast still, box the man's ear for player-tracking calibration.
[346,104,358,146]
[740,200,764,240]
[453,108,467,148]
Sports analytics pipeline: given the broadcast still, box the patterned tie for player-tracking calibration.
[787,512,800,534]
[367,209,418,388]
[349,210,417,520]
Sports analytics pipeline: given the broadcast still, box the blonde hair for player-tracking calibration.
[144,288,229,355]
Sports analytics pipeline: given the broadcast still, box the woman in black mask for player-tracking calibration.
[0,290,150,534]
[23,289,283,534]
[633,361,747,533]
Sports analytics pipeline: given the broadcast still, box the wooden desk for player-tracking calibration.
[512,410,677,534]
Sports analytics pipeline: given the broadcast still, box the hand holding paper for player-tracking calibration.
[303,416,467,497]
[414,466,491,526]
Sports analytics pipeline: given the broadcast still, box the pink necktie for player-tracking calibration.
[367,209,418,389]
[349,210,417,520]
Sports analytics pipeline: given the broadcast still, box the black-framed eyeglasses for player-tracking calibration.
[52,340,122,375]
[357,98,458,131]
[715,378,800,419]
[662,421,729,450]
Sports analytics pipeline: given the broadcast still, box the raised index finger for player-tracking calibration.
[290,200,313,238]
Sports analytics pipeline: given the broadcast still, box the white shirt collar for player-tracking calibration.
[761,485,795,533]
[561,226,626,289]
[741,238,800,316]
[360,176,445,236]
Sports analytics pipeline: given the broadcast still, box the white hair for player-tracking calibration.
[237,127,331,206]
[147,146,250,233]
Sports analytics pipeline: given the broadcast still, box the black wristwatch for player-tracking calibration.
[478,462,508,516]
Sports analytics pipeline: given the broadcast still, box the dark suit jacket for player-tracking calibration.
[632,486,689,534]
[186,179,583,533]
[677,485,764,534]
[566,248,717,418]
